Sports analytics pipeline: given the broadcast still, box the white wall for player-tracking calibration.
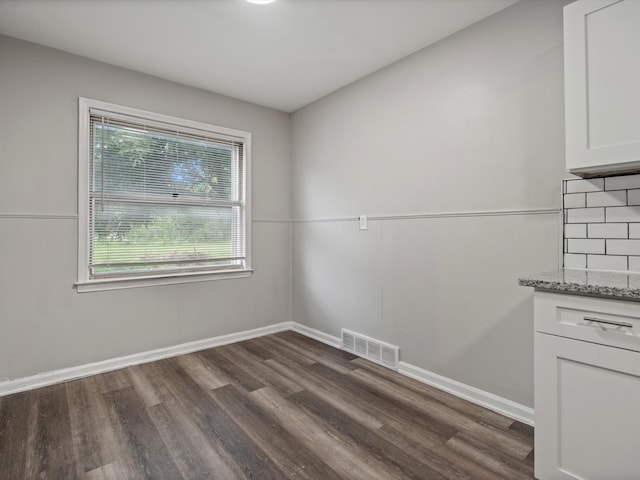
[0,35,291,381]
[291,0,568,407]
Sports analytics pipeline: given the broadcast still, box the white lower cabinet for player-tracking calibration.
[534,292,640,480]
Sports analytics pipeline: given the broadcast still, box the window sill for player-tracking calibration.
[75,269,253,293]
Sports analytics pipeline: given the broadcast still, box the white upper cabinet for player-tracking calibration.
[564,0,640,175]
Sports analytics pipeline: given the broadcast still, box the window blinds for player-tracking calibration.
[87,112,246,278]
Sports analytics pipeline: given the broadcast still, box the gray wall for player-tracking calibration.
[291,0,568,407]
[1,0,569,409]
[0,35,291,381]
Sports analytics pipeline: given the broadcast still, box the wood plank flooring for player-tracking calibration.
[0,331,534,479]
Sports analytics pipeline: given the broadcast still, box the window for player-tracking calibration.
[77,98,251,292]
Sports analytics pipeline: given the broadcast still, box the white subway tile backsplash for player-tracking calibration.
[564,253,586,269]
[567,239,605,254]
[563,193,586,208]
[606,239,640,256]
[566,208,605,223]
[604,174,640,191]
[587,190,627,207]
[605,206,640,223]
[587,223,628,239]
[587,255,628,271]
[563,175,640,272]
[628,189,640,206]
[565,178,604,193]
[565,224,587,238]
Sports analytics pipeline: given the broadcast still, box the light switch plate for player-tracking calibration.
[359,215,368,230]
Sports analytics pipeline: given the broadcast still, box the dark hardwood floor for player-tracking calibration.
[0,331,534,479]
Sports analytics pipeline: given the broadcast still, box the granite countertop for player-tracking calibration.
[519,269,640,301]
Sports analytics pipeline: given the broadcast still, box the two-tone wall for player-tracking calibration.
[0,35,291,381]
[1,0,570,411]
[291,0,568,408]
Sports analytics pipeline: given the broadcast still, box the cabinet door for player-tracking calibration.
[565,0,640,174]
[535,333,640,479]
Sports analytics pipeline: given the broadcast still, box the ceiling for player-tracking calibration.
[0,0,518,112]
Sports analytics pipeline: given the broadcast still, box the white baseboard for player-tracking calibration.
[287,323,534,425]
[287,325,534,425]
[399,361,535,426]
[290,323,341,348]
[0,320,535,426]
[0,322,292,397]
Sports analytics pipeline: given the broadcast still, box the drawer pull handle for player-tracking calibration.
[584,316,633,329]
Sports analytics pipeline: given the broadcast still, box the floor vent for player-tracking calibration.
[341,329,399,370]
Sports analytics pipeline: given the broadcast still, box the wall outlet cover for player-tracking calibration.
[359,215,368,230]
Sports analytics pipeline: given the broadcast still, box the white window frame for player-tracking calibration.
[76,98,252,292]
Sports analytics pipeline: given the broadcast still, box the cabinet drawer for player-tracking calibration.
[534,292,640,352]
